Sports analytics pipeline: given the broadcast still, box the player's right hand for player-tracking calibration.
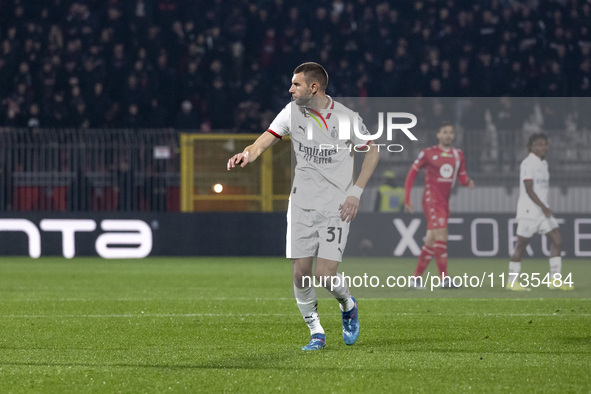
[227,151,250,170]
[542,206,553,217]
[404,202,414,213]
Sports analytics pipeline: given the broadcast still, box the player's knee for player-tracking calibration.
[434,234,448,243]
[293,270,312,288]
[314,270,336,288]
[431,228,448,243]
[314,271,330,284]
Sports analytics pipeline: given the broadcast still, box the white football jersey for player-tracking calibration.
[268,97,370,212]
[516,152,550,219]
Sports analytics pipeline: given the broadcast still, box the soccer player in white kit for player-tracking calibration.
[227,63,380,349]
[507,133,573,291]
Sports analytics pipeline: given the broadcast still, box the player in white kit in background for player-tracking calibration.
[227,62,380,349]
[507,133,573,291]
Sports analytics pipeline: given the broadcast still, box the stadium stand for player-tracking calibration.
[1,0,590,128]
[0,0,589,211]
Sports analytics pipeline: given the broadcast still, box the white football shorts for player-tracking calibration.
[516,215,559,238]
[286,202,350,262]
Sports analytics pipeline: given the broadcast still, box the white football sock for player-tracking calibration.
[323,273,354,312]
[549,256,562,277]
[293,284,324,335]
[340,297,355,313]
[509,261,521,281]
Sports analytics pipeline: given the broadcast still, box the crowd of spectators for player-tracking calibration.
[0,0,590,133]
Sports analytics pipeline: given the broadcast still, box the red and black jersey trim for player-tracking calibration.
[266,129,282,139]
[325,97,335,119]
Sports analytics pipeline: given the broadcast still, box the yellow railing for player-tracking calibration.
[180,133,291,212]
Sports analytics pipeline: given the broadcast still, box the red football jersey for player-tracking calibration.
[404,145,471,204]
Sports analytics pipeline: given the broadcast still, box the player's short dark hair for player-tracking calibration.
[293,62,328,91]
[527,133,548,151]
[438,121,453,132]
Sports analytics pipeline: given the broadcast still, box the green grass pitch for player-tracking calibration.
[0,257,590,393]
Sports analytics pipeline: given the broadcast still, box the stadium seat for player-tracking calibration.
[13,186,42,211]
[92,187,119,211]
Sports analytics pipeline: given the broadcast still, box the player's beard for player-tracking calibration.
[292,89,314,106]
[441,138,454,148]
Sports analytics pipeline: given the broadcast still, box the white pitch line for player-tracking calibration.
[5,297,590,302]
[2,297,295,302]
[2,312,590,319]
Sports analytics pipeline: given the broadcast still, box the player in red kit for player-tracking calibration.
[404,122,475,289]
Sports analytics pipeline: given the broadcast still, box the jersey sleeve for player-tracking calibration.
[267,104,291,139]
[520,158,533,181]
[412,149,428,172]
[457,149,471,186]
[350,113,371,147]
[404,149,427,204]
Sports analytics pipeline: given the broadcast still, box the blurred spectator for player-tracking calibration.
[45,91,69,127]
[0,57,10,95]
[122,75,148,109]
[154,52,176,115]
[542,61,569,96]
[181,60,203,104]
[122,103,143,129]
[26,103,41,129]
[108,44,130,95]
[71,101,91,129]
[460,98,487,173]
[147,98,168,128]
[541,101,566,132]
[174,100,199,131]
[375,170,405,213]
[235,80,263,133]
[14,61,33,88]
[128,0,153,37]
[87,82,110,127]
[207,77,233,130]
[373,59,401,97]
[493,97,525,171]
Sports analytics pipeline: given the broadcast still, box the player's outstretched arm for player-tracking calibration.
[339,141,380,223]
[458,151,474,189]
[227,132,279,170]
[403,165,419,213]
